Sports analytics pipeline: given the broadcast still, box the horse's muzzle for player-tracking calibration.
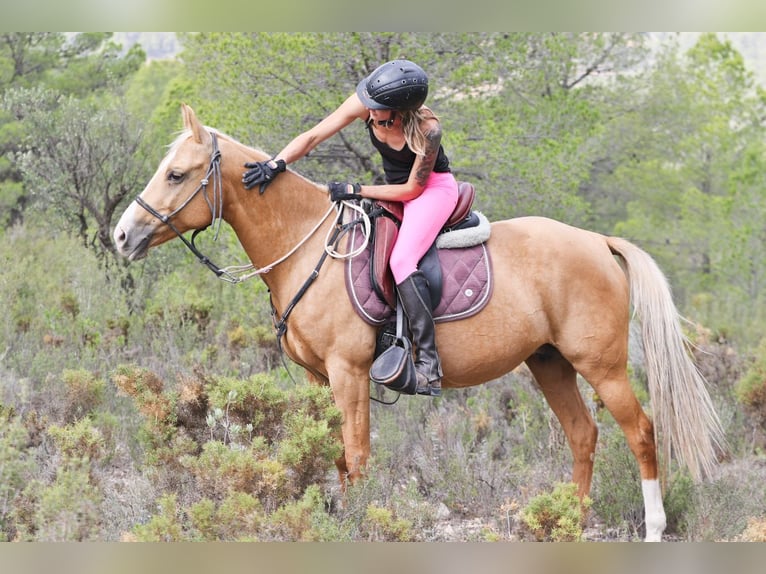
[113,224,151,261]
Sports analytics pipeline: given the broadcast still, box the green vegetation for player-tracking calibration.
[1,32,766,541]
[521,482,591,542]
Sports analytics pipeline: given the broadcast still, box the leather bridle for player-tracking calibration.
[134,131,237,281]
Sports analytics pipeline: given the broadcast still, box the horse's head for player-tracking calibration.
[114,104,224,261]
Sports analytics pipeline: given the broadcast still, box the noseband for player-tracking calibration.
[134,131,236,281]
[132,130,371,293]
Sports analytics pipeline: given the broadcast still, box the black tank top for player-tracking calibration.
[366,121,451,184]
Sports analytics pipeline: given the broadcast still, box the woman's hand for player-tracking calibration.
[242,159,286,190]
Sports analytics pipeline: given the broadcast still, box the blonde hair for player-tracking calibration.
[400,107,439,156]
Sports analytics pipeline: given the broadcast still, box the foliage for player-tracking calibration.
[520,482,591,542]
[590,424,645,538]
[16,463,102,541]
[609,34,766,342]
[47,418,106,464]
[178,32,645,225]
[112,366,344,539]
[363,504,413,542]
[1,32,766,541]
[0,410,37,541]
[739,517,766,542]
[735,337,766,421]
[6,89,152,259]
[0,33,147,230]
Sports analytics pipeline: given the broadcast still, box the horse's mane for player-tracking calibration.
[166,126,322,192]
[166,127,270,160]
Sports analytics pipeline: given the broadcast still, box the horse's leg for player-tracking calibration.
[578,362,666,541]
[525,348,598,501]
[326,364,371,487]
[303,370,353,485]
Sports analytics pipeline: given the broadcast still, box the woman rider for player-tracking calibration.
[242,59,459,397]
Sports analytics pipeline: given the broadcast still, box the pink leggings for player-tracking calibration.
[389,171,459,284]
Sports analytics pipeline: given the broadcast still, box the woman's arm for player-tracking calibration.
[274,93,368,165]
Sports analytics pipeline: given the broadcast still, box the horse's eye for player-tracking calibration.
[167,171,184,183]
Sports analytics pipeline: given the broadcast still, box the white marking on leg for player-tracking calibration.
[642,479,667,542]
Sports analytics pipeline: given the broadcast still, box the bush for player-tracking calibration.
[520,482,591,542]
[60,369,105,423]
[15,461,102,541]
[363,504,413,541]
[739,517,766,542]
[47,418,106,465]
[735,337,766,437]
[590,424,644,538]
[116,366,344,539]
[0,409,37,541]
[180,439,290,505]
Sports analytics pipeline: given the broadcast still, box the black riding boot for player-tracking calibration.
[396,270,442,396]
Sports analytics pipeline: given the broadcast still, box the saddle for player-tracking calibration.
[371,181,478,309]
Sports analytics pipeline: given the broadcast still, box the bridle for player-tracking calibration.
[134,131,235,281]
[133,130,372,285]
[132,129,392,400]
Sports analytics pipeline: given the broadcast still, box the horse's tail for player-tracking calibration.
[606,236,725,481]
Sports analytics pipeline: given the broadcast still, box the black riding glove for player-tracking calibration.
[242,158,286,190]
[328,182,362,202]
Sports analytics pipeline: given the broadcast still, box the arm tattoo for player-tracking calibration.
[414,124,442,187]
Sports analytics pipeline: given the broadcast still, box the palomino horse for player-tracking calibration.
[114,104,724,541]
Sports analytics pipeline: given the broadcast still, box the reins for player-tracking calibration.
[134,131,386,396]
[134,130,372,284]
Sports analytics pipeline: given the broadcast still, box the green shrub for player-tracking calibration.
[128,490,267,542]
[128,493,184,542]
[520,482,591,542]
[210,491,265,540]
[0,410,37,541]
[663,471,694,536]
[60,369,106,422]
[278,409,343,492]
[735,337,766,426]
[265,485,343,541]
[47,418,100,457]
[206,373,289,444]
[590,425,644,537]
[15,462,102,541]
[363,505,413,541]
[180,439,290,504]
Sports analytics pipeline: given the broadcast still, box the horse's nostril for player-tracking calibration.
[115,228,126,245]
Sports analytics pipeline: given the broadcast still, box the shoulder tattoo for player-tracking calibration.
[414,125,442,187]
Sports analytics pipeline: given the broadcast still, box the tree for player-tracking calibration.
[0,33,145,228]
[605,34,766,342]
[6,88,150,261]
[175,32,648,223]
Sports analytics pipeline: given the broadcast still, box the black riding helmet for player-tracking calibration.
[356,60,429,111]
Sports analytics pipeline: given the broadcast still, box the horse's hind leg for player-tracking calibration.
[578,361,666,541]
[525,347,598,501]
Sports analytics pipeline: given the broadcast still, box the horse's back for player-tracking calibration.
[489,216,625,286]
[485,215,631,343]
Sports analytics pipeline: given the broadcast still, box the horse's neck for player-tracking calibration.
[220,139,331,289]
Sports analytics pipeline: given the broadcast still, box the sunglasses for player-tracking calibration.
[375,117,395,128]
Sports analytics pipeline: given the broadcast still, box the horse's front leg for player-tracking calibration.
[327,363,371,486]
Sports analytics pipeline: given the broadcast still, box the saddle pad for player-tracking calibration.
[344,222,493,326]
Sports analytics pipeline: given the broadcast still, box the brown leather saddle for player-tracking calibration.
[370,181,477,309]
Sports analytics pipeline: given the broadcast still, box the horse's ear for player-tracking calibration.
[181,103,209,145]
